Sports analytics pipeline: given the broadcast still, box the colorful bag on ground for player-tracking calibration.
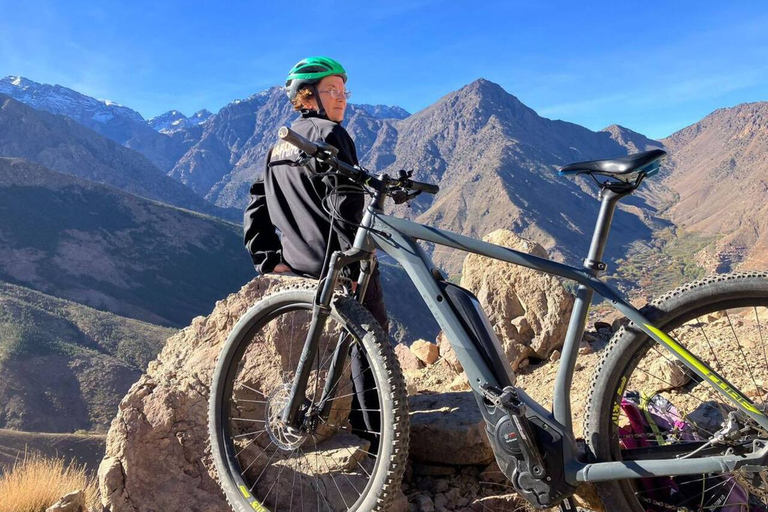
[618,391,752,512]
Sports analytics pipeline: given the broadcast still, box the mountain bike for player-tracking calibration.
[209,126,768,512]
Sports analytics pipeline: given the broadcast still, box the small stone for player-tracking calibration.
[411,339,440,365]
[448,373,470,391]
[549,349,561,362]
[46,490,86,512]
[594,321,612,334]
[518,358,530,369]
[396,343,425,371]
[433,478,451,494]
[416,494,436,512]
[582,332,600,343]
[434,493,448,509]
[612,317,628,332]
[444,486,462,503]
[578,341,594,355]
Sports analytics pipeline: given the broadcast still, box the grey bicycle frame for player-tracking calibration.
[351,189,768,485]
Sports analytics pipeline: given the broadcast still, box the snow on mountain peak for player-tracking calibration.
[147,108,212,134]
[0,75,145,124]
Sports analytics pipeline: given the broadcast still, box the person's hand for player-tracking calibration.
[273,263,292,273]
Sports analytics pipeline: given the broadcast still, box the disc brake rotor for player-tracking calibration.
[265,384,309,450]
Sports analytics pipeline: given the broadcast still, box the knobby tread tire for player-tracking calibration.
[583,271,768,512]
[209,284,410,512]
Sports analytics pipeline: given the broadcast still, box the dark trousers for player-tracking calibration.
[348,265,388,451]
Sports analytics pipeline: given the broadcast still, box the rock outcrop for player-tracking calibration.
[98,276,289,512]
[459,229,574,370]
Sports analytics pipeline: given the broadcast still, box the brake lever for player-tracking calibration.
[391,189,422,205]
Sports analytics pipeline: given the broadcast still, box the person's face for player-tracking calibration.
[314,75,347,123]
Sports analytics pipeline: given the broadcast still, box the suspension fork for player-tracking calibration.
[281,248,371,428]
[316,256,376,418]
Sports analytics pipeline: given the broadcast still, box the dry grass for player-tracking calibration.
[0,450,100,512]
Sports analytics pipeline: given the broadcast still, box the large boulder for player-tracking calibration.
[98,275,298,512]
[459,230,574,370]
[408,392,494,466]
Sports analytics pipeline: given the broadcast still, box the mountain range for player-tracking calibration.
[1,73,766,435]
[0,76,189,171]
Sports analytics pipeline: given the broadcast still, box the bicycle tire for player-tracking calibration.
[209,284,409,512]
[585,271,768,512]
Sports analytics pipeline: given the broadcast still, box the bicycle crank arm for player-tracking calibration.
[575,439,768,482]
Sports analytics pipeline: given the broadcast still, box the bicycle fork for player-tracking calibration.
[280,248,371,430]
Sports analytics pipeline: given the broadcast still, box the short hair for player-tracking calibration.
[292,87,314,111]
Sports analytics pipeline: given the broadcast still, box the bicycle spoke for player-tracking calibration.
[725,311,762,403]
[312,433,351,510]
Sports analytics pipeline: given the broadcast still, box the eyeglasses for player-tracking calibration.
[318,88,352,100]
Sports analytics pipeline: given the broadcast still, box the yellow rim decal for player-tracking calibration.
[251,501,268,512]
[239,486,268,511]
[644,323,761,415]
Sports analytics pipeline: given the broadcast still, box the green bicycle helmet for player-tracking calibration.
[285,56,347,102]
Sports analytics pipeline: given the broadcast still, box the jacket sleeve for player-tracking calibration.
[243,176,283,274]
[322,126,365,248]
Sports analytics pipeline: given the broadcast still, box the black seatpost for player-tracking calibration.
[583,187,632,276]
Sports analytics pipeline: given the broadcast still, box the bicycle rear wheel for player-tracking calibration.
[585,272,768,512]
[209,285,408,512]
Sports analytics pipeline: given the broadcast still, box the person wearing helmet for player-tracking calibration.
[243,56,387,449]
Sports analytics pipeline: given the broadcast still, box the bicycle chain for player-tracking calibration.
[638,495,692,512]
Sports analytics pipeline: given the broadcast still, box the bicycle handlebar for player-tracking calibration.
[277,126,321,157]
[277,126,439,195]
[406,179,440,195]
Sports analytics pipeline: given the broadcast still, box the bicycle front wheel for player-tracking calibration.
[585,272,768,512]
[209,284,409,512]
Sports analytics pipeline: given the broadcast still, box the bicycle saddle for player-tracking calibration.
[559,149,667,177]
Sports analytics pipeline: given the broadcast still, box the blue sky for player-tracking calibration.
[1,1,766,139]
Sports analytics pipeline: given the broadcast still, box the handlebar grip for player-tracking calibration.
[278,126,320,156]
[409,180,440,194]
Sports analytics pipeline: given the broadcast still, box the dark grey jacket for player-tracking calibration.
[243,111,363,277]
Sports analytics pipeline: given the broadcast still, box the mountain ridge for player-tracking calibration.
[0,156,253,327]
[0,75,186,170]
[0,94,238,221]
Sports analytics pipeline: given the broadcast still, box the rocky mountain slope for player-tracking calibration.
[662,101,768,271]
[0,157,253,326]
[0,279,175,433]
[359,79,666,272]
[0,95,237,221]
[0,76,186,171]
